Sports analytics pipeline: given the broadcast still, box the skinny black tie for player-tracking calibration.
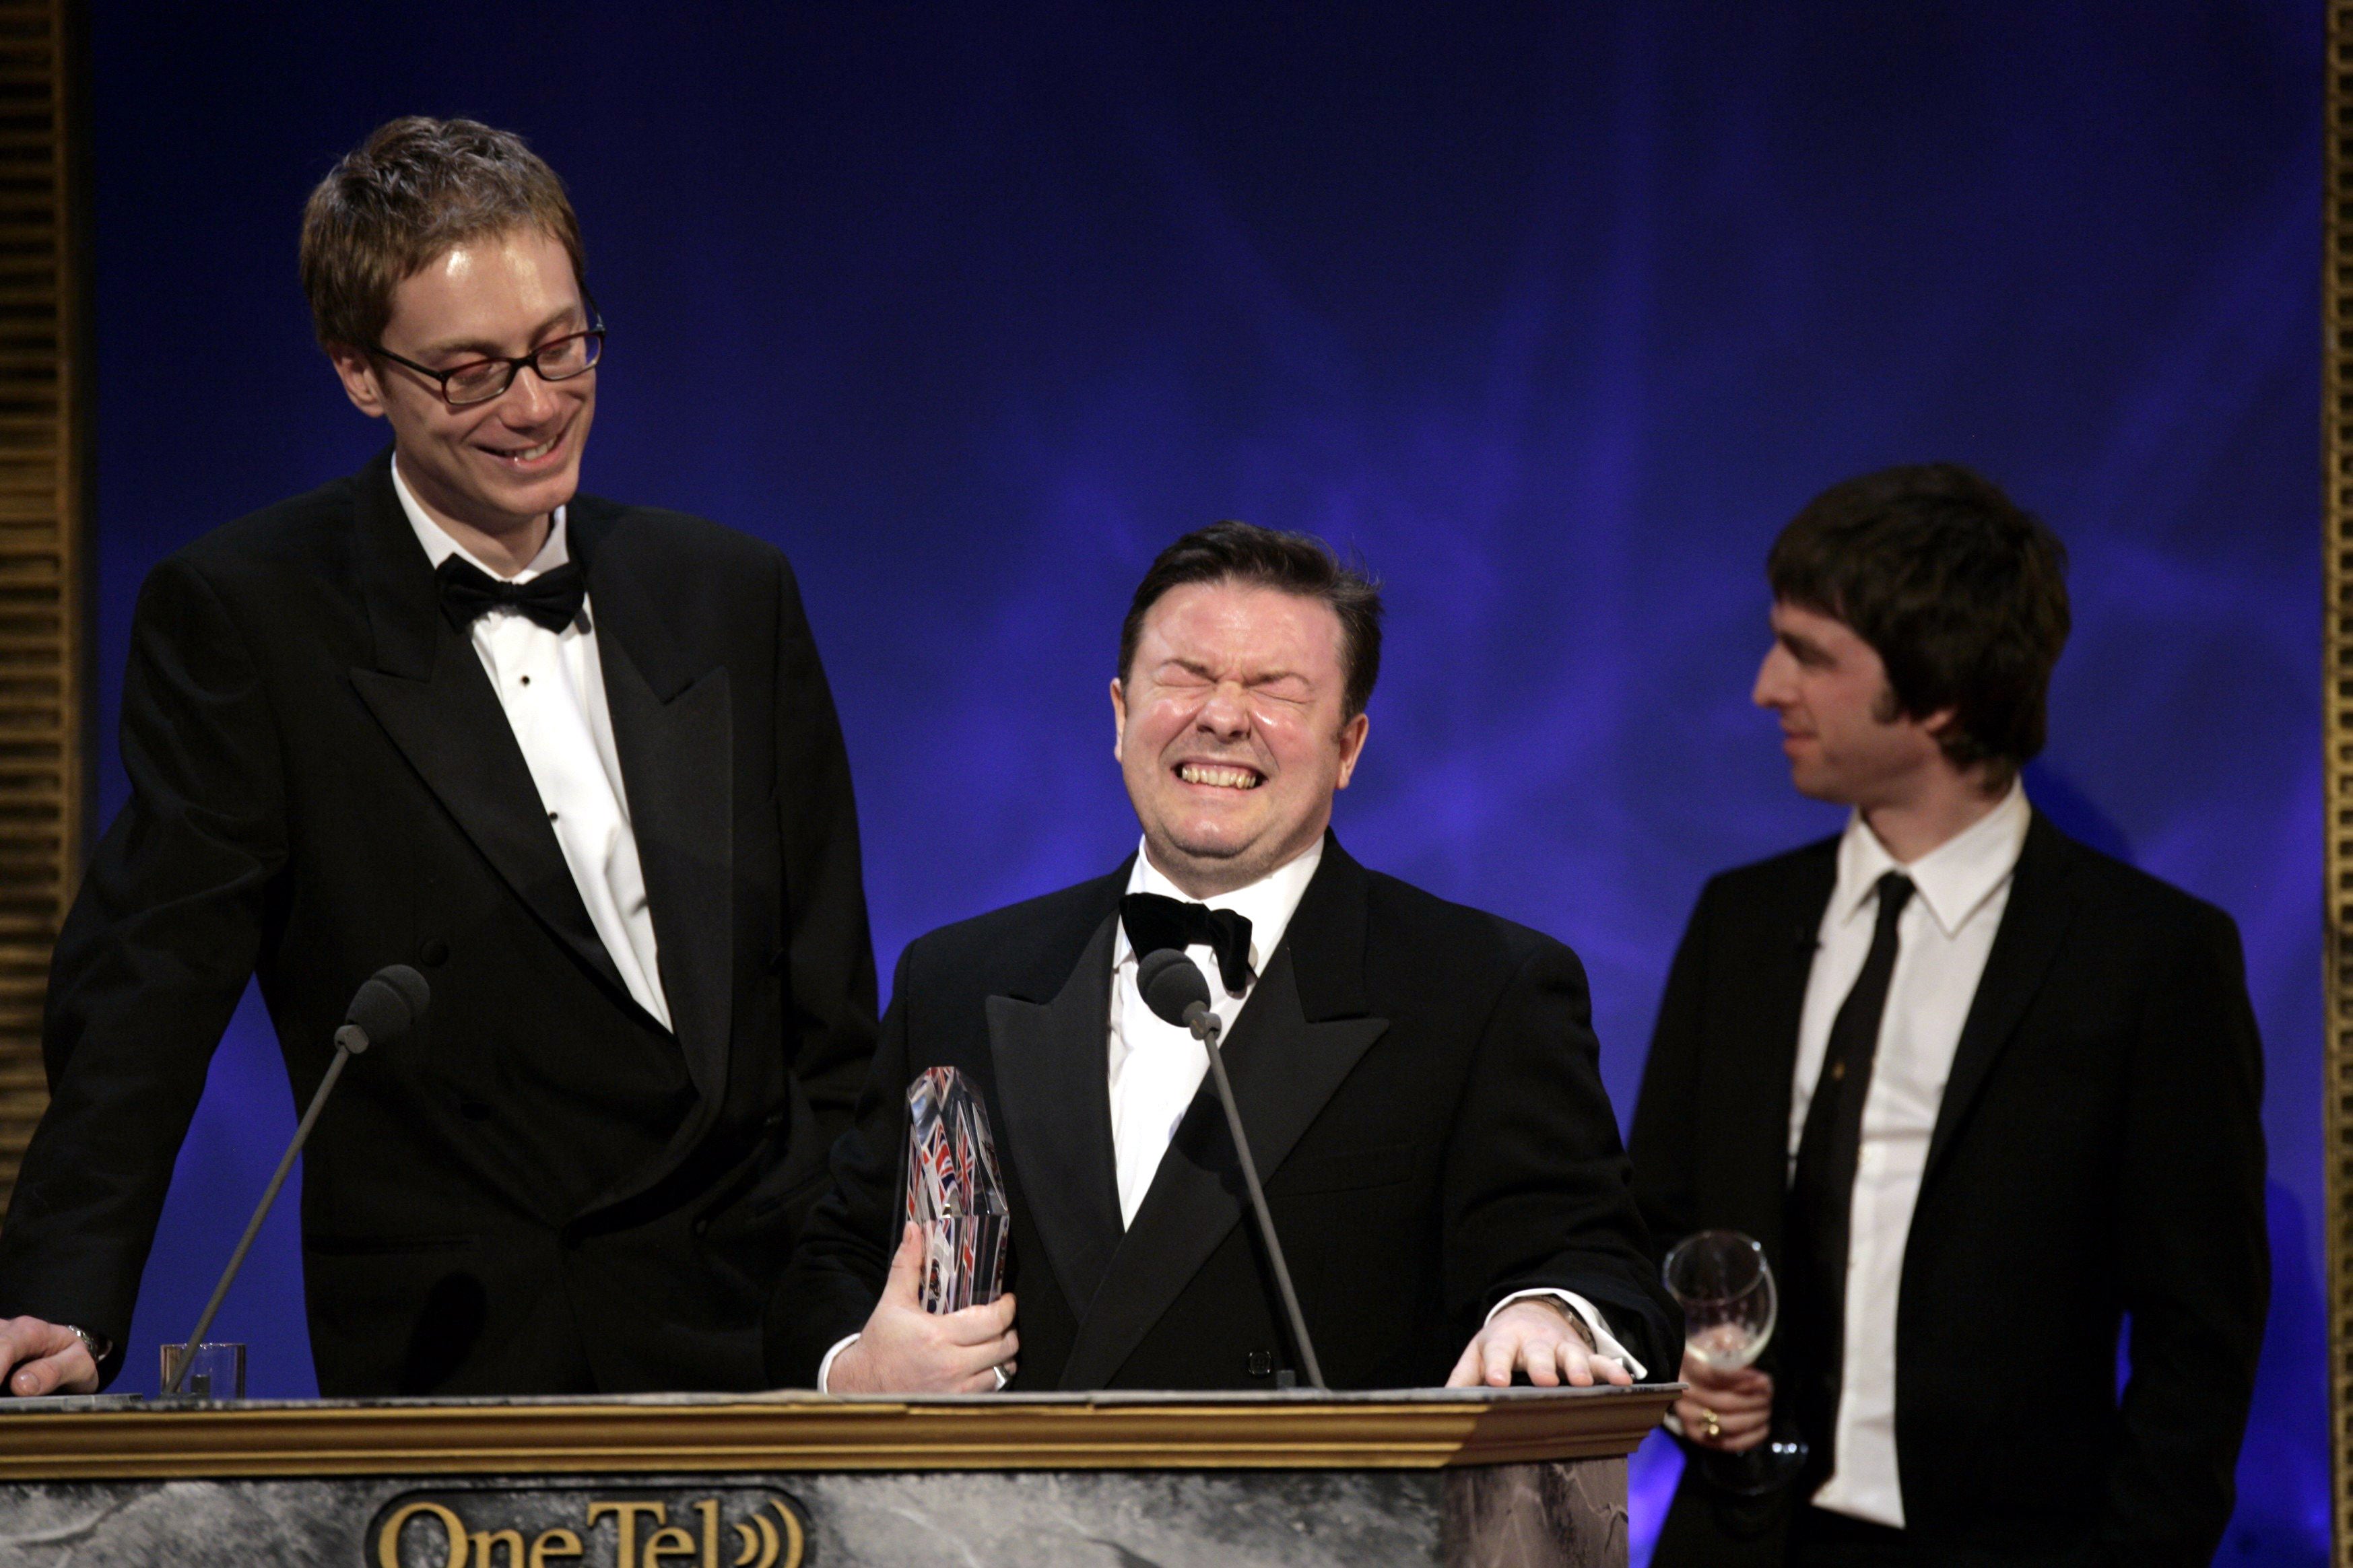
[435,555,587,634]
[1120,892,1256,995]
[1784,871,1914,1489]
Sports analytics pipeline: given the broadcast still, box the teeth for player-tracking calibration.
[1178,763,1261,790]
[501,436,558,461]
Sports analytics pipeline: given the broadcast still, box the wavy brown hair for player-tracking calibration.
[299,116,585,351]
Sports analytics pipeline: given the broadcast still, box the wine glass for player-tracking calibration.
[1661,1229,1808,1495]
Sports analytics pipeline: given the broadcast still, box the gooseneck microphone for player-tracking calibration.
[1135,947,1325,1391]
[164,965,430,1395]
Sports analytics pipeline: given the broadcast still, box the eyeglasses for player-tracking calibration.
[370,318,605,409]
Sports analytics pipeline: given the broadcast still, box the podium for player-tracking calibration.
[0,1385,1674,1567]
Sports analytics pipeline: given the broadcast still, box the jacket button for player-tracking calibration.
[1247,1350,1273,1378]
[420,939,450,967]
[692,1219,710,1237]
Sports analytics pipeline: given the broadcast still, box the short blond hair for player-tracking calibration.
[298,116,585,349]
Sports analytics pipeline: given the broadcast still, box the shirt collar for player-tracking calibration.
[1115,836,1325,977]
[391,454,570,582]
[1832,778,2030,939]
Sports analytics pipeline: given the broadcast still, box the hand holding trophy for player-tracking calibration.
[904,1066,1010,1314]
[825,1066,1016,1394]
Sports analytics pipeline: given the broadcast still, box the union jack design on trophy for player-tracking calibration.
[904,1066,1009,1314]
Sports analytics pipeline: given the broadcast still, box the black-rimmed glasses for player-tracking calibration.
[371,319,605,409]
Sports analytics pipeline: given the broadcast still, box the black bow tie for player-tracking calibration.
[435,555,587,634]
[1121,892,1256,996]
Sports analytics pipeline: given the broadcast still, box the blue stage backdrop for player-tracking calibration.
[84,4,2321,1560]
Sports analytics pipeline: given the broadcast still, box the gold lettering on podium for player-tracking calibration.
[378,1501,469,1568]
[368,1489,806,1568]
[470,1530,527,1568]
[641,1524,696,1563]
[530,1528,584,1568]
[585,1501,667,1567]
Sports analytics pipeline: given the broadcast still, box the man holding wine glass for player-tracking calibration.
[1630,465,2267,1567]
[1661,1229,1799,1489]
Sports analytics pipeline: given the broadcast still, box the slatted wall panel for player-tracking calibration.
[0,0,84,1218]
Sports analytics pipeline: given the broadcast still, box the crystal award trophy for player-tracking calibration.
[904,1066,1009,1314]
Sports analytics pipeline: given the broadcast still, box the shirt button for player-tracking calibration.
[547,811,558,822]
[519,675,531,685]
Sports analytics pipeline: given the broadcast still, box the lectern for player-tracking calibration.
[0,1386,1673,1567]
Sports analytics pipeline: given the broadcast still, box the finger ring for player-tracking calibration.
[1699,1407,1721,1439]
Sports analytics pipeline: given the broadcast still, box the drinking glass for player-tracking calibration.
[1661,1230,1806,1495]
[158,1342,244,1400]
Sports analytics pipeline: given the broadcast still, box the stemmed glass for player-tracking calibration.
[1661,1229,1808,1495]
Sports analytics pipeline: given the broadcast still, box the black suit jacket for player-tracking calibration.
[1629,812,2267,1567]
[767,836,1678,1392]
[0,451,879,1396]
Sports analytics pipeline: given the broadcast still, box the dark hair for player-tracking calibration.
[300,116,586,350]
[1119,521,1385,719]
[1768,463,2069,782]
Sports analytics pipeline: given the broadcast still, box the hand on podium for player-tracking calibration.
[827,1223,1018,1394]
[1445,1297,1632,1390]
[0,1316,100,1396]
[1672,1352,1772,1452]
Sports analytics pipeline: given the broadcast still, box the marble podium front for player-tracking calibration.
[0,1385,1675,1568]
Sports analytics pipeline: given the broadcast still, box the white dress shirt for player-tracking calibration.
[391,458,672,1031]
[820,836,1643,1390]
[1106,838,1323,1225]
[1790,782,2030,1527]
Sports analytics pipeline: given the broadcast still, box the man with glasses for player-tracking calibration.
[0,117,879,1396]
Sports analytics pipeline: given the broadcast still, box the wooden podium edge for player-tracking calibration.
[0,1388,1678,1480]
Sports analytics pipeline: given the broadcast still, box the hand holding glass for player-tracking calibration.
[1661,1230,1807,1495]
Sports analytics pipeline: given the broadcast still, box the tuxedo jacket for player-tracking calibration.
[766,836,1678,1392]
[1628,812,2267,1568]
[0,451,879,1396]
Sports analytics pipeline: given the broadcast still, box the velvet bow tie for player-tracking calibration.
[434,555,587,634]
[1120,891,1256,995]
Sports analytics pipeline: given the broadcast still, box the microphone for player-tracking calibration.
[1136,947,1325,1391]
[336,965,430,1054]
[164,965,430,1395]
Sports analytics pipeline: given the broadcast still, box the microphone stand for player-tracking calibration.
[164,1036,362,1396]
[1187,1005,1326,1391]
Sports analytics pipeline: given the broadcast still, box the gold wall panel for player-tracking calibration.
[0,0,85,1219]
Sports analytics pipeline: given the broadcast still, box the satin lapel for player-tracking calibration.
[597,636,733,1113]
[1922,812,2077,1186]
[1058,845,1389,1391]
[987,914,1125,1322]
[345,453,627,998]
[1740,846,1836,1256]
